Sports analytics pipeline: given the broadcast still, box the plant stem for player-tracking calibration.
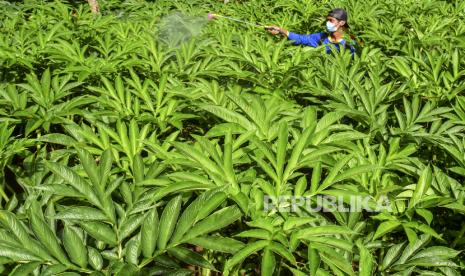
[451,223,465,248]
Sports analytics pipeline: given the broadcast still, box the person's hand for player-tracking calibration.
[266,26,281,35]
[266,26,288,36]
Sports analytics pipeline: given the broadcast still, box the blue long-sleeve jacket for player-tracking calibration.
[288,32,356,55]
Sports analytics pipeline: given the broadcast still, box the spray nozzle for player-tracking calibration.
[207,13,218,20]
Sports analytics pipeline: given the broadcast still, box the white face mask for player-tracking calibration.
[326,21,338,32]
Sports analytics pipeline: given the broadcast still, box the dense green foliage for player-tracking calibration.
[1,0,465,275]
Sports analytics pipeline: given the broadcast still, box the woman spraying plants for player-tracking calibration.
[267,8,357,55]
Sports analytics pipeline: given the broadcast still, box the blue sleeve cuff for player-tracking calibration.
[288,32,299,40]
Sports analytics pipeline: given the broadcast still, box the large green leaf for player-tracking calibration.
[157,195,183,250]
[63,225,87,268]
[168,246,216,270]
[180,206,242,242]
[141,207,159,258]
[224,240,269,274]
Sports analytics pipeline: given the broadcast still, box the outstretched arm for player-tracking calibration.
[266,26,323,47]
[288,32,323,47]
